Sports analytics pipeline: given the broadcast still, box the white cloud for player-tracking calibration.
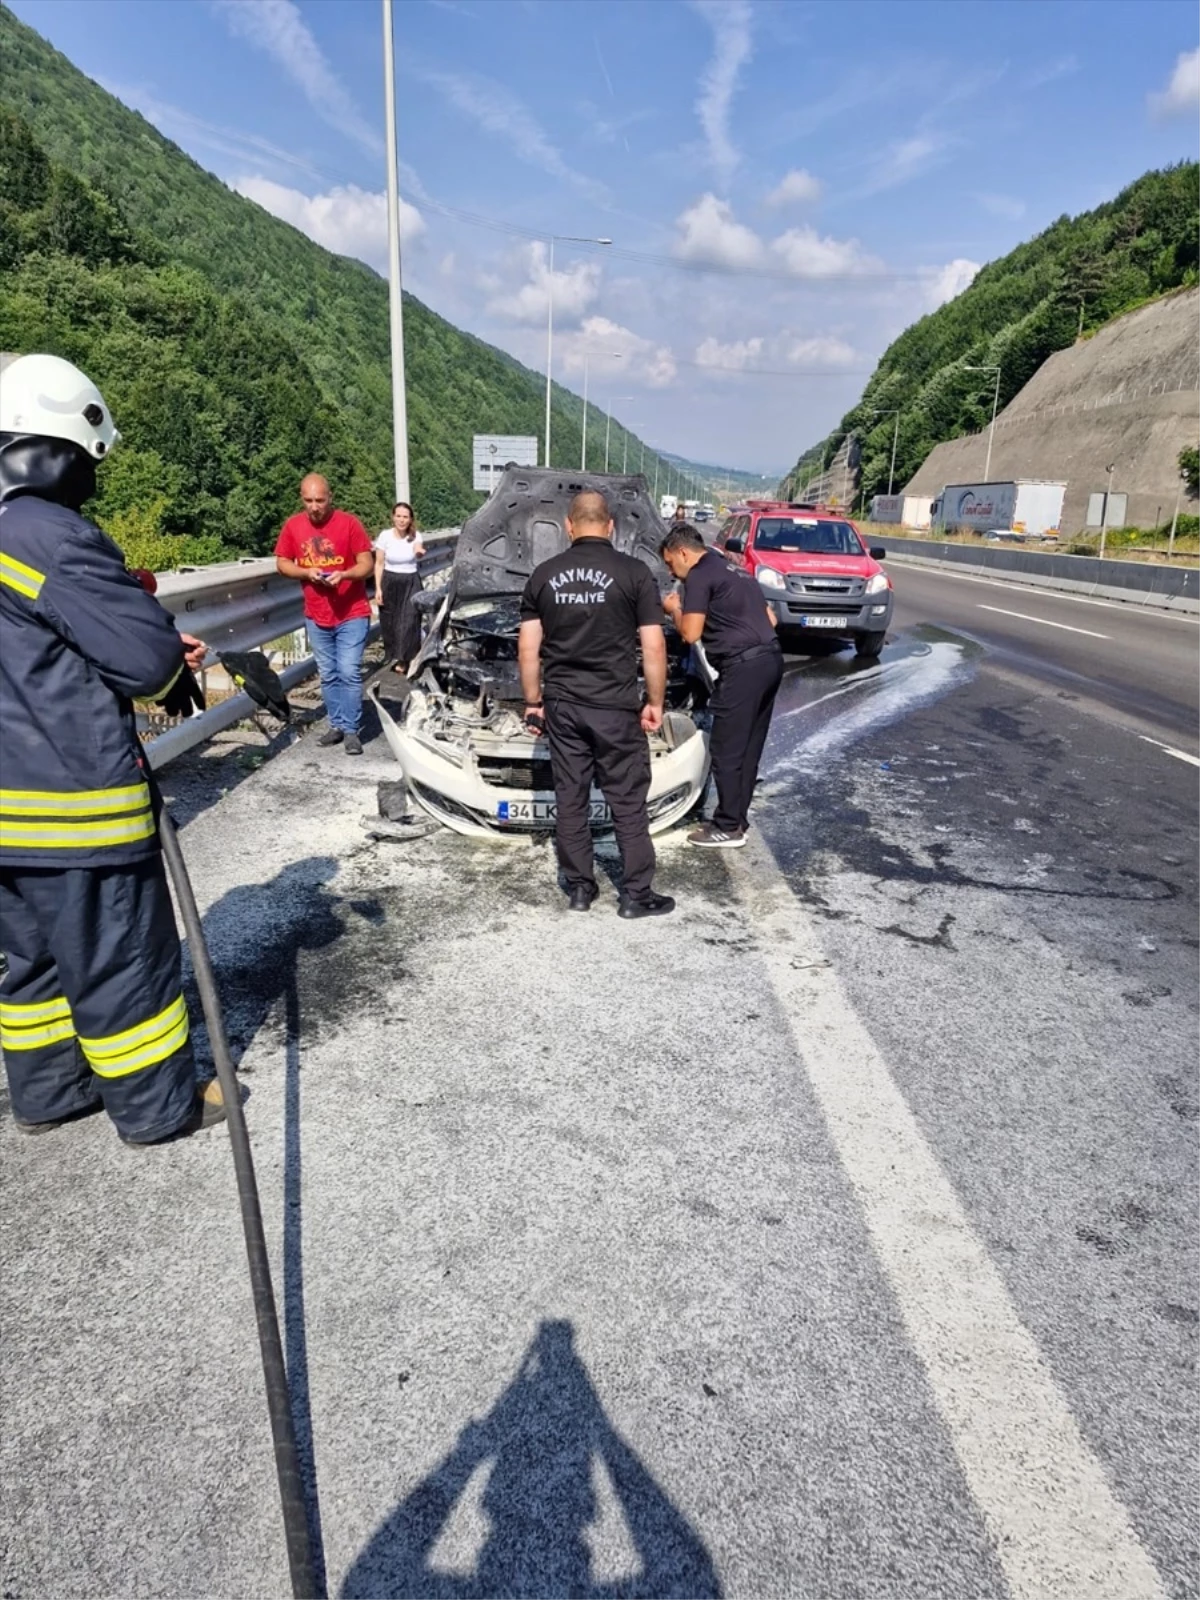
[862,130,954,194]
[1149,47,1200,118]
[673,193,765,269]
[559,315,677,389]
[672,194,881,280]
[925,258,981,308]
[212,0,382,154]
[233,177,423,272]
[975,192,1026,220]
[765,168,822,207]
[691,331,857,375]
[771,226,877,278]
[487,242,602,326]
[693,0,754,188]
[421,68,608,201]
[695,335,764,371]
[785,336,857,367]
[1025,54,1079,89]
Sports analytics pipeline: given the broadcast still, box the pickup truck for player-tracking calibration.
[716,501,892,657]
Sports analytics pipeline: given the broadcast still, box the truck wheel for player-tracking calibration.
[854,630,886,658]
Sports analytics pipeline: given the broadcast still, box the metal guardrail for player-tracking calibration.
[145,529,459,768]
[880,535,1200,612]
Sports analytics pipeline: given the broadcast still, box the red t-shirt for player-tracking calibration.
[275,509,373,626]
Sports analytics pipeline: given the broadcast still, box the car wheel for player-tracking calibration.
[854,630,886,658]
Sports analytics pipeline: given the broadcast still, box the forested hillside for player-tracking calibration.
[784,164,1199,502]
[0,4,664,559]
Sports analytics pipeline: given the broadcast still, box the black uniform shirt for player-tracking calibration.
[520,536,662,709]
[681,548,776,666]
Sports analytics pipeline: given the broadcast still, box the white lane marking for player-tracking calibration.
[977,604,1109,639]
[1140,734,1200,768]
[739,843,1167,1600]
[891,562,1200,624]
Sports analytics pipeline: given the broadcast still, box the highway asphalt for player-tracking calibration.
[0,565,1195,1600]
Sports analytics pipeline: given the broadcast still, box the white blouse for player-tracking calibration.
[375,528,421,574]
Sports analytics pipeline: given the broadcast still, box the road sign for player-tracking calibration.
[473,434,538,492]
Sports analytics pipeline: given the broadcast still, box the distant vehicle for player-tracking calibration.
[932,480,1066,537]
[871,493,933,530]
[693,507,711,523]
[716,502,892,657]
[659,494,678,521]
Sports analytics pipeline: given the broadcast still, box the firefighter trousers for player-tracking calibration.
[545,698,656,902]
[0,856,197,1141]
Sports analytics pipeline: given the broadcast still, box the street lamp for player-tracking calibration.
[605,394,635,472]
[544,233,612,468]
[868,408,902,498]
[381,0,409,501]
[1099,461,1116,560]
[964,364,1001,482]
[580,349,620,471]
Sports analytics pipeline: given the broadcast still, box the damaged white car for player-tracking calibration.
[369,467,710,840]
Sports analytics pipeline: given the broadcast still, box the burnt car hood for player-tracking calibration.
[451,466,670,598]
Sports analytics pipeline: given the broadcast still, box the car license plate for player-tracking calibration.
[496,798,610,824]
[800,615,842,628]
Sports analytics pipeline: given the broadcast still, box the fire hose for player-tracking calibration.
[157,801,317,1598]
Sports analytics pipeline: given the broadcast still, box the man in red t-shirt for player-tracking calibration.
[275,473,374,754]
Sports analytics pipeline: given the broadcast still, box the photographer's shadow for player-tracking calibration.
[341,1319,721,1599]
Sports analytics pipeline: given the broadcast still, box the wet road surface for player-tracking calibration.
[1,567,1195,1599]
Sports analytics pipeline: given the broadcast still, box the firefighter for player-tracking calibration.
[0,353,225,1144]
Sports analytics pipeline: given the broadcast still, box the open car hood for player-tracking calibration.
[452,466,670,598]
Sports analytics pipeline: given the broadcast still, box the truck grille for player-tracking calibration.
[785,574,866,597]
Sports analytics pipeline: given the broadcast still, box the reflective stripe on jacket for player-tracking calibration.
[0,495,184,867]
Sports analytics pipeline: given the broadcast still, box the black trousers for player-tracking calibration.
[709,644,784,833]
[544,698,656,902]
[379,569,422,663]
[0,856,197,1140]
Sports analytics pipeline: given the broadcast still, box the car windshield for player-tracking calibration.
[753,518,863,554]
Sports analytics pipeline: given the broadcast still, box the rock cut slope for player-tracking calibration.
[904,288,1200,531]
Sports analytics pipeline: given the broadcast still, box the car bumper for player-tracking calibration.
[765,592,893,635]
[370,689,710,840]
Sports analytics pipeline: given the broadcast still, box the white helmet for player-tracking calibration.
[0,353,120,460]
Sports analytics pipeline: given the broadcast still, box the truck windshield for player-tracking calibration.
[753,518,863,554]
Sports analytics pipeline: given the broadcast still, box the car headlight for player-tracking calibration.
[865,572,890,594]
[756,566,786,591]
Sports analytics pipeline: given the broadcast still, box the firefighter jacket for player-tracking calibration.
[0,495,185,867]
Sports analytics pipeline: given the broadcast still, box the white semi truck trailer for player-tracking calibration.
[931,480,1067,537]
[870,493,934,529]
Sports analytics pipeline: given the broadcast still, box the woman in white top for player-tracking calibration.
[374,501,426,671]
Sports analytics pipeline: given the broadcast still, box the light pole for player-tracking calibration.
[869,409,902,498]
[605,394,635,472]
[544,233,611,468]
[1168,479,1183,558]
[580,350,620,471]
[382,0,409,501]
[1099,461,1115,560]
[964,364,1001,482]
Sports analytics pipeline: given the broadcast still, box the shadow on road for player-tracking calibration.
[341,1319,722,1599]
[192,856,384,1600]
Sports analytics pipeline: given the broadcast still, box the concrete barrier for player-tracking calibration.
[879,536,1199,613]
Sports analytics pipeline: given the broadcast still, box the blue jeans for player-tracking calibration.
[307,616,368,734]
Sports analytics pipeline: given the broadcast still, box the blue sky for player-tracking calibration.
[12,0,1198,474]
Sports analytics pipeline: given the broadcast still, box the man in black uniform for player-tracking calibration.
[518,491,674,918]
[661,523,782,848]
